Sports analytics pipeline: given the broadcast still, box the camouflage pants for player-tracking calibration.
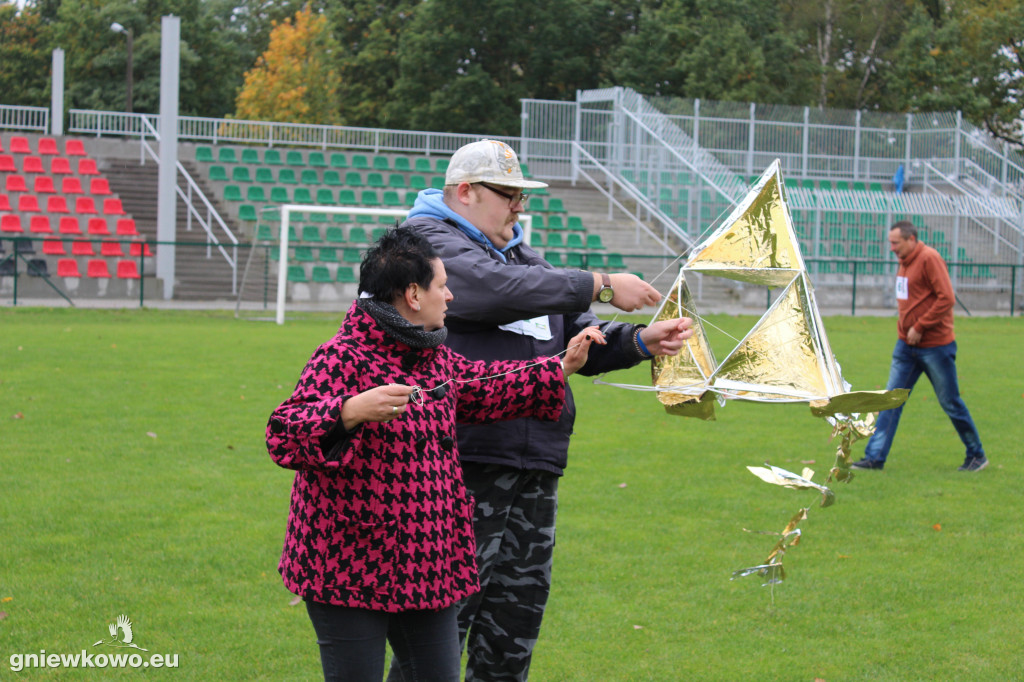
[386,464,558,682]
[459,463,558,682]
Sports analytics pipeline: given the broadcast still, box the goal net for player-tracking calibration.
[235,203,534,324]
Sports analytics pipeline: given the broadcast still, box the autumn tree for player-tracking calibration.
[234,4,342,125]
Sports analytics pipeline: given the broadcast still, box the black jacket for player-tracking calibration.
[403,215,648,475]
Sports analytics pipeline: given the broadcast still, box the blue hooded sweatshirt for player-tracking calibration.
[406,189,524,263]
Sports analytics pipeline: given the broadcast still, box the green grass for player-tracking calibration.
[1,308,1021,680]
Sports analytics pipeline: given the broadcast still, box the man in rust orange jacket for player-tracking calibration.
[852,220,987,472]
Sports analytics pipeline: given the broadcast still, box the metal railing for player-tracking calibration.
[0,104,49,132]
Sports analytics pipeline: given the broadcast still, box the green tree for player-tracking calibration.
[960,0,1024,145]
[0,2,54,107]
[234,5,343,124]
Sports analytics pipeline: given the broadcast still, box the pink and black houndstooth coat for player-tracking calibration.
[266,302,566,612]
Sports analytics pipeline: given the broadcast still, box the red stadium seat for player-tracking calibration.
[22,156,45,173]
[116,260,141,279]
[100,241,125,257]
[42,238,66,255]
[102,198,125,215]
[29,215,53,234]
[58,216,81,235]
[0,194,10,211]
[71,240,95,256]
[87,218,110,235]
[17,194,41,212]
[50,157,72,174]
[115,218,138,236]
[57,258,81,277]
[5,174,28,192]
[75,197,99,214]
[1,214,23,233]
[58,216,82,234]
[33,176,56,193]
[9,136,31,153]
[61,177,84,194]
[77,158,99,175]
[47,195,71,214]
[38,138,59,155]
[87,259,111,278]
[0,154,16,172]
[129,242,154,257]
[65,139,87,156]
[90,178,112,195]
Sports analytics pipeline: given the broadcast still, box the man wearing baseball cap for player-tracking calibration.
[388,139,693,681]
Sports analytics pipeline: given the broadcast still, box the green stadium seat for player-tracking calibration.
[330,153,349,169]
[352,154,370,169]
[343,248,362,264]
[239,205,258,221]
[309,212,328,223]
[521,162,532,177]
[316,189,336,205]
[361,190,381,206]
[587,253,605,268]
[209,165,229,181]
[312,266,332,283]
[301,225,322,242]
[294,246,315,262]
[373,157,390,171]
[388,173,407,189]
[435,159,449,173]
[337,265,358,282]
[286,150,304,167]
[294,188,313,204]
[300,169,320,185]
[308,152,327,168]
[544,251,565,267]
[567,216,585,231]
[869,182,883,192]
[367,172,385,188]
[566,233,585,250]
[372,227,389,241]
[405,193,417,207]
[546,233,564,249]
[237,148,257,164]
[547,198,565,213]
[224,185,244,201]
[345,171,364,187]
[323,170,342,186]
[218,147,237,163]
[325,226,345,243]
[414,158,432,173]
[526,198,546,213]
[269,187,289,203]
[586,234,605,250]
[256,224,274,241]
[287,265,307,282]
[852,181,866,191]
[383,191,402,207]
[530,232,545,248]
[409,175,428,191]
[606,253,626,269]
[338,189,357,204]
[255,167,275,183]
[394,157,411,172]
[232,166,252,183]
[196,146,215,163]
[546,216,565,231]
[566,252,585,269]
[354,214,374,226]
[348,226,369,243]
[319,247,339,262]
[430,176,445,189]
[264,149,283,165]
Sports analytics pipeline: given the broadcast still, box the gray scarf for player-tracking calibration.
[356,297,448,350]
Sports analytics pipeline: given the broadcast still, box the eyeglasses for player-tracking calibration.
[477,183,529,207]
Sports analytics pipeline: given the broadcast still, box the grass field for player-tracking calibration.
[1,307,1021,680]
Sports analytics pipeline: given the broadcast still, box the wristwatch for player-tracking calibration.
[597,273,615,303]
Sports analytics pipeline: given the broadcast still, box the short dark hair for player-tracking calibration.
[358,224,438,302]
[890,220,918,239]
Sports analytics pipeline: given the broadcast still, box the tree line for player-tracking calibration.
[2,0,1021,147]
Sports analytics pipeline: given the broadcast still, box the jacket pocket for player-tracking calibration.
[327,514,399,601]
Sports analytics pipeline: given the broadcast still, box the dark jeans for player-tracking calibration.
[306,600,460,682]
[864,340,984,464]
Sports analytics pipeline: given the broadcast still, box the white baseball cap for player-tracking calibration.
[445,139,548,189]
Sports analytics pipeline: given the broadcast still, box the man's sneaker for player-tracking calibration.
[851,458,884,470]
[958,455,989,472]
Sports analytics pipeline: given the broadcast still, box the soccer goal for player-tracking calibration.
[235,203,535,324]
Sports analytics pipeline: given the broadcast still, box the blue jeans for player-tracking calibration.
[863,340,984,464]
[306,600,460,682]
